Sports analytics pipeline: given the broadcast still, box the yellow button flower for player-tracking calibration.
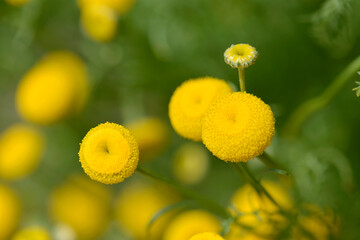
[0,184,21,240]
[49,175,111,240]
[163,210,221,240]
[189,232,224,240]
[126,117,170,161]
[12,226,51,240]
[115,180,179,240]
[78,0,136,16]
[0,124,44,180]
[169,77,233,141]
[5,0,29,7]
[227,181,292,239]
[224,44,258,69]
[172,143,209,185]
[16,51,89,125]
[81,4,118,42]
[79,122,139,184]
[202,92,275,162]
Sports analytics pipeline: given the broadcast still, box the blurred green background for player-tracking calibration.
[0,0,360,239]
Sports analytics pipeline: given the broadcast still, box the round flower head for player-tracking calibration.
[81,3,118,42]
[12,226,51,240]
[0,185,21,240]
[16,51,89,125]
[0,124,44,180]
[224,44,257,68]
[163,210,221,240]
[78,0,136,16]
[49,175,111,240]
[189,232,224,240]
[169,77,233,141]
[202,92,275,162]
[126,117,170,161]
[5,0,29,7]
[115,180,179,240]
[79,122,139,184]
[227,181,292,239]
[172,143,209,185]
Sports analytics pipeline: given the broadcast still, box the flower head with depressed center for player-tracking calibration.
[79,122,139,184]
[202,92,275,162]
[224,44,258,69]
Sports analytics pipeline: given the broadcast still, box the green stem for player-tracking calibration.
[283,55,360,137]
[136,167,229,218]
[238,67,246,92]
[257,152,284,169]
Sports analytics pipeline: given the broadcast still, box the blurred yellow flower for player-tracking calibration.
[0,184,21,240]
[81,4,118,42]
[0,124,44,180]
[227,181,292,239]
[5,0,29,7]
[115,180,179,240]
[172,143,209,185]
[293,204,340,240]
[12,226,50,240]
[79,122,139,184]
[202,92,275,162]
[78,0,136,16]
[49,175,111,240]
[224,44,257,69]
[16,51,89,125]
[189,232,224,240]
[169,77,233,141]
[126,117,170,161]
[163,210,221,240]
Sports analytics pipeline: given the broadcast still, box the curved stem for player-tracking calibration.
[238,67,246,92]
[136,167,229,218]
[257,151,284,170]
[283,55,360,137]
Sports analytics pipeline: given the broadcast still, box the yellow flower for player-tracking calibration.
[12,226,50,240]
[293,205,340,240]
[115,180,180,240]
[81,4,118,42]
[202,92,275,162]
[16,51,89,125]
[227,181,292,239]
[189,232,224,240]
[224,44,258,68]
[0,124,44,180]
[126,117,170,161]
[5,0,29,7]
[169,77,233,141]
[78,0,136,16]
[163,210,221,240]
[49,175,111,240]
[0,184,21,240]
[172,143,209,185]
[79,122,139,184]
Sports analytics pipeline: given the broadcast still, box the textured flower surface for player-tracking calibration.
[0,124,44,180]
[77,0,136,15]
[0,184,21,240]
[12,226,51,240]
[224,44,257,68]
[79,122,139,184]
[169,77,233,141]
[163,210,221,240]
[49,175,111,240]
[202,92,275,162]
[115,180,179,240]
[16,51,89,125]
[189,232,224,240]
[227,181,292,239]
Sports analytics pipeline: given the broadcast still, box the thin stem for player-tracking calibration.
[136,167,229,218]
[257,152,284,170]
[283,55,360,137]
[238,67,246,92]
